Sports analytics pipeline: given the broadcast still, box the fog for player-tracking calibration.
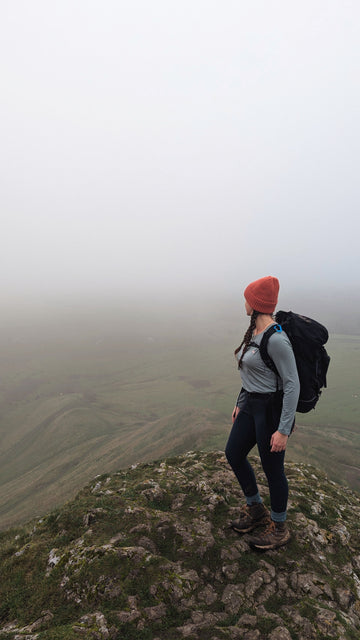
[2,1,360,310]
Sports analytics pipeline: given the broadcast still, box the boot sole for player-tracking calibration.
[232,524,256,533]
[249,533,291,550]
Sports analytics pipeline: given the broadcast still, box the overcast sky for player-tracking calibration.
[2,0,360,304]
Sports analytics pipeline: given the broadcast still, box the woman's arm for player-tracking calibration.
[232,388,246,423]
[267,332,300,436]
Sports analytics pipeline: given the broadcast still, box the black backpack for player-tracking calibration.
[258,311,330,413]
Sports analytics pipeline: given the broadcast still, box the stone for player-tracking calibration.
[245,569,271,598]
[221,584,244,615]
[237,613,257,626]
[143,604,167,621]
[198,584,218,605]
[268,626,292,640]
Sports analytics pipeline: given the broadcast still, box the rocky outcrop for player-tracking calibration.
[0,451,359,639]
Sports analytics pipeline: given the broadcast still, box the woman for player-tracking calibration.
[225,276,300,550]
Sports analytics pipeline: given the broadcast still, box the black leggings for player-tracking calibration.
[225,391,288,517]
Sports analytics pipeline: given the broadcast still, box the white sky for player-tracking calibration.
[1,0,360,302]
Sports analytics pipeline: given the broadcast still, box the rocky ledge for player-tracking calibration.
[0,451,359,639]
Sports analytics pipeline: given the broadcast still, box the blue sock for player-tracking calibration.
[271,510,287,523]
[246,492,262,506]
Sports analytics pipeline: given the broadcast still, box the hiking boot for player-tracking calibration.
[231,503,270,533]
[248,520,291,550]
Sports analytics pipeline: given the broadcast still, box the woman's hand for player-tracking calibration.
[270,431,288,452]
[232,406,240,423]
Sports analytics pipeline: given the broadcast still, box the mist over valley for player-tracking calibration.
[0,289,359,530]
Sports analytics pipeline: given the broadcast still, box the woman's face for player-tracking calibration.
[245,300,253,316]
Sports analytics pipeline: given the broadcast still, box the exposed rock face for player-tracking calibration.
[0,451,359,639]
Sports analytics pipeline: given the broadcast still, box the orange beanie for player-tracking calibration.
[244,276,279,313]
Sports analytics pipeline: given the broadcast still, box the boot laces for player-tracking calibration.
[263,520,276,535]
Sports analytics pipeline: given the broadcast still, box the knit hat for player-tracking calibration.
[244,276,279,314]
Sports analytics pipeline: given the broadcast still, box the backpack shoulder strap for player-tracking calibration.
[258,324,282,376]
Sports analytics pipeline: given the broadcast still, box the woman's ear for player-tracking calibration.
[245,300,253,316]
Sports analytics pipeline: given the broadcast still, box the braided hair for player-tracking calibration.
[234,310,260,369]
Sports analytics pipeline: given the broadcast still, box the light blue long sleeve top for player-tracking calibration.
[236,327,300,435]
